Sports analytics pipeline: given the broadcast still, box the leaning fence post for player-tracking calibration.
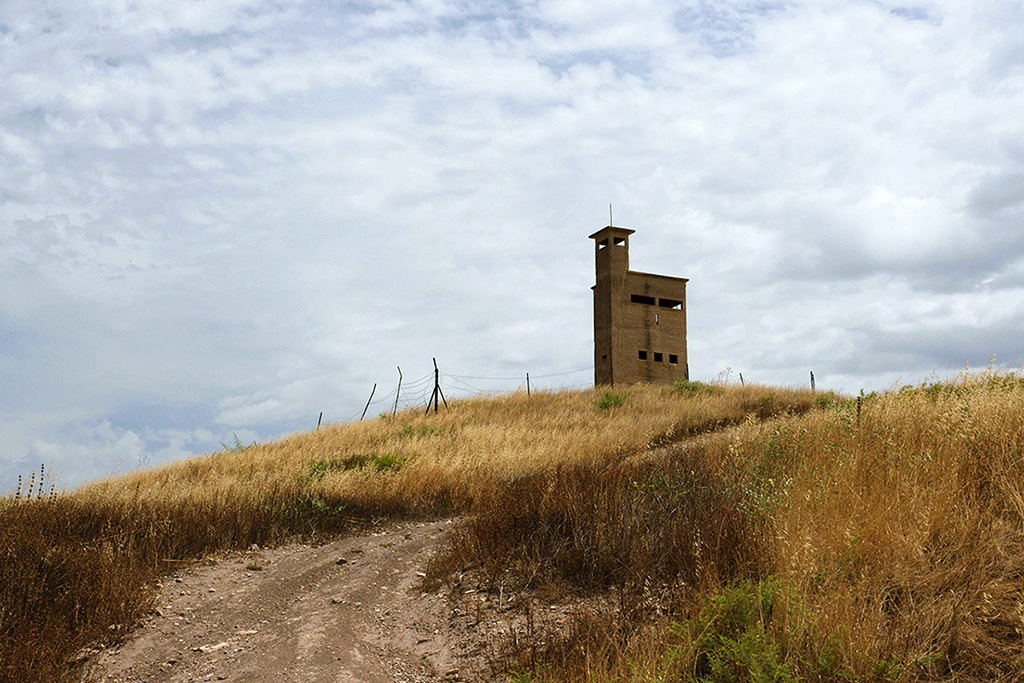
[360,383,377,421]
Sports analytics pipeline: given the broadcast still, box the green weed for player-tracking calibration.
[593,392,625,410]
[686,578,797,683]
[220,433,256,453]
[305,452,407,482]
[343,452,406,473]
[399,425,445,439]
[672,379,724,396]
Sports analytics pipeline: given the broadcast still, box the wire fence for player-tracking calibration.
[332,366,826,425]
[336,363,594,423]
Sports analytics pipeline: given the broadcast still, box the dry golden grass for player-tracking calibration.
[0,382,813,682]
[473,371,1024,682]
[8,373,1023,682]
[76,383,812,516]
[768,374,1024,681]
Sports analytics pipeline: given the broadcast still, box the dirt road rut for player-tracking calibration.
[87,518,480,683]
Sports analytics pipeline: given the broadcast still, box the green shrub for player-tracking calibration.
[305,452,406,482]
[593,392,625,410]
[686,578,798,683]
[220,433,256,453]
[672,379,724,396]
[399,425,445,439]
[341,452,406,473]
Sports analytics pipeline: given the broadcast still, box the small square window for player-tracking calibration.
[638,350,648,360]
[669,354,678,364]
[654,352,663,363]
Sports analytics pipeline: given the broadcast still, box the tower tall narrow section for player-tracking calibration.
[591,226,688,386]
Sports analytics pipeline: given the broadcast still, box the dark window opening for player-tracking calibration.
[598,239,609,249]
[613,236,626,246]
[659,298,683,310]
[654,352,663,363]
[630,294,656,305]
[669,354,678,364]
[601,354,608,360]
[638,350,648,360]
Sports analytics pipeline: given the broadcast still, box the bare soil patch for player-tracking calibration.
[84,518,493,683]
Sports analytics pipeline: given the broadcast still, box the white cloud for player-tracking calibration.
[1,0,1022,489]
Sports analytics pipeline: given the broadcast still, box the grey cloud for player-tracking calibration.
[860,323,1024,372]
[968,173,1024,219]
[673,1,788,57]
[107,401,213,434]
[771,232,1024,293]
[3,0,1024,489]
[889,6,937,23]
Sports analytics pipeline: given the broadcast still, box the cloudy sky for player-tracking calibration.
[2,0,1023,491]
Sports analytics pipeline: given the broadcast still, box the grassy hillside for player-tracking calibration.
[3,374,1023,681]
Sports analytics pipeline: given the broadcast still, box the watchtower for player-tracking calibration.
[591,226,688,385]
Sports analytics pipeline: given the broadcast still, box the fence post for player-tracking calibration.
[360,383,377,421]
[393,366,402,416]
[810,371,815,392]
[436,358,447,408]
[425,358,447,414]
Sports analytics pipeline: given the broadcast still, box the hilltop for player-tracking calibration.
[3,374,1024,681]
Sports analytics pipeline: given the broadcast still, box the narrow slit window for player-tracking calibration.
[654,352,663,363]
[630,294,656,306]
[638,350,648,360]
[598,239,609,249]
[658,298,683,310]
[669,354,678,364]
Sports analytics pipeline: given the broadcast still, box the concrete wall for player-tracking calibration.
[592,226,688,386]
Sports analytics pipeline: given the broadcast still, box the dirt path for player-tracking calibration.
[86,518,489,683]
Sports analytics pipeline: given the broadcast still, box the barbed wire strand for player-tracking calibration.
[445,365,590,381]
[336,364,596,422]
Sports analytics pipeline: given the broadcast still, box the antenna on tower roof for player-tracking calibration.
[609,203,613,226]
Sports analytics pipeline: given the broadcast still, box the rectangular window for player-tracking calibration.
[669,354,678,364]
[598,239,608,249]
[638,350,648,360]
[630,294,656,305]
[613,236,626,246]
[658,298,683,310]
[654,352,663,363]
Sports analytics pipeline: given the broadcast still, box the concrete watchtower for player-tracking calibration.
[591,226,688,385]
